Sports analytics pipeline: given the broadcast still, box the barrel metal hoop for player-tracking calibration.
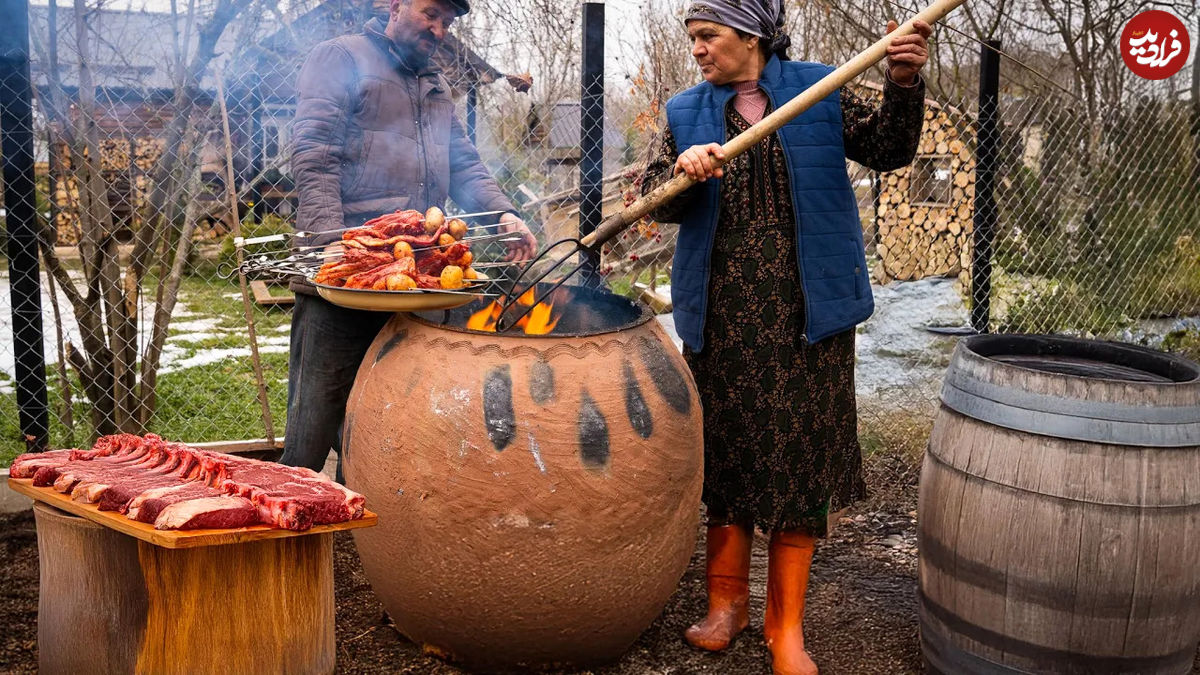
[918,591,1197,675]
[919,598,1035,675]
[945,366,1200,425]
[940,377,1200,448]
[919,525,1200,618]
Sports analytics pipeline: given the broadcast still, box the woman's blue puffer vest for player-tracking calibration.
[665,55,873,351]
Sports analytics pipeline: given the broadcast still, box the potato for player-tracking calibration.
[387,274,417,291]
[393,241,414,258]
[458,250,473,267]
[463,267,478,280]
[447,218,468,240]
[438,233,456,249]
[424,206,445,234]
[440,265,464,289]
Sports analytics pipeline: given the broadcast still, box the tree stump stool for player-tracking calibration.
[32,501,337,674]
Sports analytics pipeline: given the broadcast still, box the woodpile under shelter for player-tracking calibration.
[862,82,977,284]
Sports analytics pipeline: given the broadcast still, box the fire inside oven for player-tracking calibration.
[412,282,653,337]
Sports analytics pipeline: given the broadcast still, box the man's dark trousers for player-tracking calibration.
[281,294,390,475]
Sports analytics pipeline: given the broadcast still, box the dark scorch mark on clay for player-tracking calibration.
[578,390,610,470]
[529,359,556,404]
[637,335,692,415]
[373,329,408,364]
[623,360,653,439]
[483,365,516,451]
[341,412,355,460]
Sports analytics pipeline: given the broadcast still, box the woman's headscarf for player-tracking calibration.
[684,0,791,59]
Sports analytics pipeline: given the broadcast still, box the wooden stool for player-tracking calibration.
[32,500,339,674]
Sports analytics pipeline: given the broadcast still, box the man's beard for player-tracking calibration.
[396,31,437,69]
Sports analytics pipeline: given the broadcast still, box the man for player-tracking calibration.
[283,0,535,473]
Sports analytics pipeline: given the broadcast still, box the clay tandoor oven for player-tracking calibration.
[343,284,704,670]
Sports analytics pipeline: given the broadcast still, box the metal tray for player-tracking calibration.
[312,278,490,312]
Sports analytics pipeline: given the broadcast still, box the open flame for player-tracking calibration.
[466,288,563,335]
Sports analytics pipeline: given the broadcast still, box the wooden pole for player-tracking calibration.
[216,68,276,444]
[580,0,968,250]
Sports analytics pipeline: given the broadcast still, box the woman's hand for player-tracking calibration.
[885,19,932,86]
[674,143,726,182]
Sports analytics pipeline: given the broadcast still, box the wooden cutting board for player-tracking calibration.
[9,477,376,549]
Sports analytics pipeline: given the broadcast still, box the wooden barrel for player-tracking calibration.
[34,502,336,674]
[918,334,1200,674]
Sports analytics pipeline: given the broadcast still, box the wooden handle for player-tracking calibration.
[580,0,966,250]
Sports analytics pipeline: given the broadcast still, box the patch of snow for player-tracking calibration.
[654,313,683,352]
[169,318,223,334]
[1117,316,1200,350]
[0,270,290,387]
[855,278,968,398]
[158,344,288,375]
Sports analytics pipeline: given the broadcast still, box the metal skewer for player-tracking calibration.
[472,260,534,269]
[220,236,533,281]
[234,210,509,247]
[289,230,523,255]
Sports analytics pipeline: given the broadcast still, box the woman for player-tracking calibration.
[640,2,930,673]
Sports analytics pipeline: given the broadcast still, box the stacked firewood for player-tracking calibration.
[874,107,976,284]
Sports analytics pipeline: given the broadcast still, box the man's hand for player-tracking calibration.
[885,19,932,86]
[498,212,536,262]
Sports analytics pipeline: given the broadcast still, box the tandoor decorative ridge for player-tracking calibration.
[415,335,647,361]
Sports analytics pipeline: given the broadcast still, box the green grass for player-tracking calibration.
[1,353,289,467]
[168,273,294,334]
[150,351,289,443]
[1,371,94,466]
[1162,327,1200,364]
[858,404,933,464]
[607,266,671,303]
[1,273,293,467]
[992,163,1200,336]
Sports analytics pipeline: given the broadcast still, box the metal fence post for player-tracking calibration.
[246,80,263,223]
[0,0,50,452]
[467,83,477,146]
[579,1,604,270]
[970,40,1001,334]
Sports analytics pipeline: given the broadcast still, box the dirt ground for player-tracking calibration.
[2,451,1195,674]
[331,450,925,675]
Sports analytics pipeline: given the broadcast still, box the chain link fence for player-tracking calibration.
[0,0,609,462]
[852,70,1199,452]
[2,0,1198,466]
